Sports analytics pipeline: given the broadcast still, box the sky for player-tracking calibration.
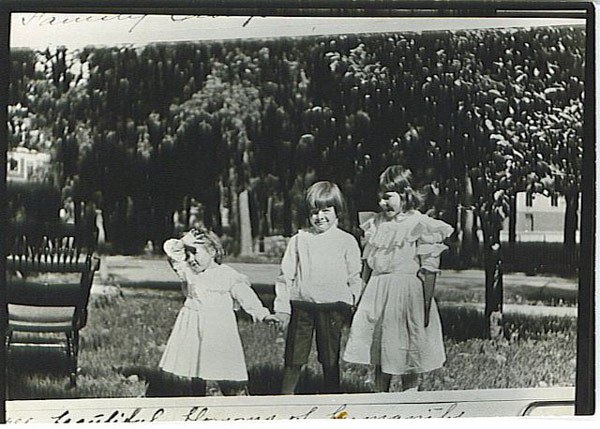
[10,13,585,49]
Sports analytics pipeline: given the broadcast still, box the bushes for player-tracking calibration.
[7,181,61,223]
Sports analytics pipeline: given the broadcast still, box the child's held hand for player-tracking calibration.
[264,312,291,331]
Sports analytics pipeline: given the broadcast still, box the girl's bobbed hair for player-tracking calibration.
[305,181,346,216]
[183,227,225,264]
[379,165,422,211]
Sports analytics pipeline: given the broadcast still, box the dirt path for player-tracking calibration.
[102,255,577,291]
[97,255,578,318]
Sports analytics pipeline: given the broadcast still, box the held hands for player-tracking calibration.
[264,312,291,331]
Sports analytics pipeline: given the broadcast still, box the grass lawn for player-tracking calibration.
[5,288,577,400]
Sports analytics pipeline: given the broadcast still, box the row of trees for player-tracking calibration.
[8,26,587,336]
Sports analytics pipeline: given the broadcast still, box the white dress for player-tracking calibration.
[159,263,270,381]
[343,211,454,375]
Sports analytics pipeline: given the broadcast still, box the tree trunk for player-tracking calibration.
[95,209,110,284]
[441,189,459,266]
[459,207,475,268]
[238,190,254,256]
[481,212,504,340]
[282,178,292,236]
[459,171,477,267]
[228,174,240,256]
[563,187,579,273]
[219,180,230,232]
[508,194,517,268]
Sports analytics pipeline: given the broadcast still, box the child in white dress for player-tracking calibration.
[343,165,454,392]
[159,227,271,395]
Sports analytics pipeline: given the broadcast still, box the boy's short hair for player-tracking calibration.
[305,181,346,216]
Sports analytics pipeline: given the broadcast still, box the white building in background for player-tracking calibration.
[501,191,581,243]
[6,147,52,182]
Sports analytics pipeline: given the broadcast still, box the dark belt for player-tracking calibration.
[291,300,353,312]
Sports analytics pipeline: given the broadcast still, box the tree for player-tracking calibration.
[449,26,585,337]
[167,64,262,253]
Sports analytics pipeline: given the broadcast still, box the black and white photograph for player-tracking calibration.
[0,0,595,423]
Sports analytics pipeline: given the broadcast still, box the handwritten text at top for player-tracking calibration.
[19,14,254,34]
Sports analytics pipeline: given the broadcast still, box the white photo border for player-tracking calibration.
[0,0,595,423]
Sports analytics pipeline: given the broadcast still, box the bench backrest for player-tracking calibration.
[5,221,99,330]
[6,221,98,274]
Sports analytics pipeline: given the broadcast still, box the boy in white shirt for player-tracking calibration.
[266,181,362,394]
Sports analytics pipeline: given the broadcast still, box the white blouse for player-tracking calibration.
[273,226,362,314]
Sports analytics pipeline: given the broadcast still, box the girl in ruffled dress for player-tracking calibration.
[160,228,271,395]
[343,165,454,392]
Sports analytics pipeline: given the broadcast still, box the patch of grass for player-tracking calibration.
[434,287,577,308]
[5,289,577,400]
[438,305,577,341]
[426,332,577,391]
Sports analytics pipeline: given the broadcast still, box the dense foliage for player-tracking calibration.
[8,27,585,256]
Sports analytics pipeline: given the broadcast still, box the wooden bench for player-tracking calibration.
[5,221,100,387]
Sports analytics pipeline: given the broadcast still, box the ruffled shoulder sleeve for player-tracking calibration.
[360,213,402,250]
[361,211,453,251]
[411,213,454,270]
[359,214,379,240]
[407,212,454,245]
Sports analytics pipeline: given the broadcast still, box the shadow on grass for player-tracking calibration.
[248,364,372,395]
[6,346,75,399]
[115,364,372,397]
[116,366,195,397]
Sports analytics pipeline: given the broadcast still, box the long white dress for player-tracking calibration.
[343,210,454,375]
[159,263,270,381]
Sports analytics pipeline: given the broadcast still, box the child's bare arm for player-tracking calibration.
[417,239,444,327]
[418,267,437,328]
[163,238,189,294]
[361,262,372,286]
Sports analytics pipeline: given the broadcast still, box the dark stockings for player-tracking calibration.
[281,365,302,394]
[322,363,340,393]
[191,377,207,396]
